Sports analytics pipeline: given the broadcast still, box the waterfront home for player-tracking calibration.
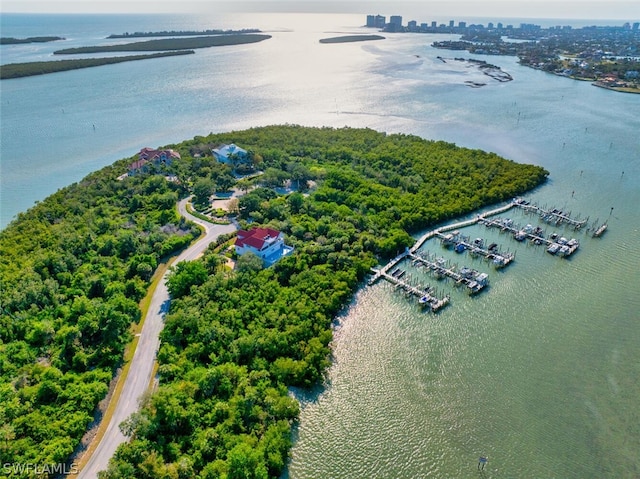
[128,147,180,175]
[235,227,294,266]
[212,143,249,165]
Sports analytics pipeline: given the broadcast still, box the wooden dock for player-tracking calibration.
[410,200,516,253]
[513,199,588,229]
[369,265,451,312]
[479,216,579,257]
[436,232,515,268]
[408,252,489,294]
[367,197,599,310]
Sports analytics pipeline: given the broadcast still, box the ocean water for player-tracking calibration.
[1,12,640,478]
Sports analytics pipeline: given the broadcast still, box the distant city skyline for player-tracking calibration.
[3,0,640,21]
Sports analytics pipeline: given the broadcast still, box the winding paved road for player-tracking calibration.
[78,199,237,478]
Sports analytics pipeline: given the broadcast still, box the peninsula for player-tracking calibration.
[2,33,271,79]
[106,28,261,39]
[0,51,194,80]
[53,34,272,54]
[0,36,65,44]
[0,125,547,478]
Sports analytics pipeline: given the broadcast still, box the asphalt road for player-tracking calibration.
[78,198,237,478]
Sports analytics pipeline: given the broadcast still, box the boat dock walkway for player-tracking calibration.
[513,199,588,229]
[479,216,553,246]
[479,216,579,257]
[409,252,488,294]
[436,232,516,268]
[410,201,516,253]
[368,251,409,286]
[368,198,594,309]
[370,265,451,311]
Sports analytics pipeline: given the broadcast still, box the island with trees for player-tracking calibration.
[1,33,271,80]
[106,28,261,39]
[319,34,385,44]
[0,125,548,478]
[0,36,65,44]
[53,34,272,55]
[0,51,195,80]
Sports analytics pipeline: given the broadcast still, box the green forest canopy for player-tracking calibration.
[0,125,547,478]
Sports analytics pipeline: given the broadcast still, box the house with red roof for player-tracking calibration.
[235,227,294,266]
[128,147,181,175]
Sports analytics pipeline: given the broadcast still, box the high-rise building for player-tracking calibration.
[390,16,403,27]
[633,22,640,30]
[487,22,494,29]
[459,21,466,28]
[497,22,503,29]
[449,20,455,28]
[366,15,386,28]
[408,20,418,31]
[431,21,437,28]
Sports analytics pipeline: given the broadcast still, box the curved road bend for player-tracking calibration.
[79,198,237,479]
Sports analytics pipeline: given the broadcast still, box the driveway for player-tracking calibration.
[78,198,237,478]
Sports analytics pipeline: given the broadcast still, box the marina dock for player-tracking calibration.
[436,231,515,268]
[368,197,602,310]
[512,198,588,229]
[410,201,516,253]
[479,216,580,257]
[370,264,451,312]
[409,252,489,294]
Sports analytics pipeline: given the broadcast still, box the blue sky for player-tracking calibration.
[3,0,639,21]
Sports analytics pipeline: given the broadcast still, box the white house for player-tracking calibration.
[235,227,293,266]
[212,143,249,164]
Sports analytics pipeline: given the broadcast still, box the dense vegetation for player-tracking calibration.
[0,162,199,476]
[98,126,548,478]
[319,35,385,44]
[0,36,64,44]
[107,29,261,39]
[53,34,272,55]
[0,51,194,80]
[0,125,547,478]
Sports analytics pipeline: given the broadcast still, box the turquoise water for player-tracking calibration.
[2,12,640,478]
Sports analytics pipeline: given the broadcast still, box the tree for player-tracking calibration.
[235,252,263,273]
[286,192,304,214]
[192,178,215,209]
[236,179,253,194]
[216,173,236,192]
[287,163,312,190]
[226,442,268,479]
[166,261,209,298]
[227,198,240,215]
[261,168,289,188]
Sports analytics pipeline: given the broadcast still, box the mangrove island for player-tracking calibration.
[0,125,548,478]
[319,34,385,44]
